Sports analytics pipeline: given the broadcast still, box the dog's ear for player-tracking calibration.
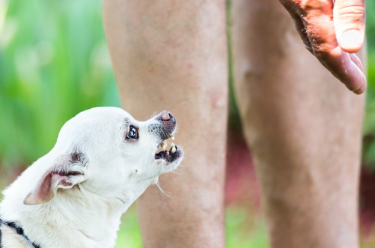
[23,151,88,205]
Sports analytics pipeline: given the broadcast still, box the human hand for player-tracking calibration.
[279,0,366,94]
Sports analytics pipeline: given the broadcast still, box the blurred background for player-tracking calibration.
[0,0,375,247]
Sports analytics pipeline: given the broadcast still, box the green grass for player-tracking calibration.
[116,207,142,248]
[116,206,375,248]
[115,206,269,248]
[225,207,269,248]
[0,0,119,169]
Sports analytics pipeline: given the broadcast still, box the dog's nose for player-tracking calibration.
[160,111,176,123]
[152,110,177,140]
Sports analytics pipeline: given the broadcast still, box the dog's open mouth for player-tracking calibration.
[155,135,181,163]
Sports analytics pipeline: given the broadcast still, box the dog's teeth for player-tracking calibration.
[169,135,175,140]
[171,143,176,153]
[162,142,168,150]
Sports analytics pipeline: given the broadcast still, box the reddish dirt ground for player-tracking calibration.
[361,167,375,235]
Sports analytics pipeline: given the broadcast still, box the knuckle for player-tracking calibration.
[336,5,365,23]
[341,61,352,77]
[301,0,331,11]
[309,35,336,54]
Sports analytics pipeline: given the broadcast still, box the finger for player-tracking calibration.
[354,77,366,94]
[349,53,366,94]
[333,0,366,53]
[349,53,363,71]
[314,47,366,94]
[279,0,366,94]
[298,1,366,94]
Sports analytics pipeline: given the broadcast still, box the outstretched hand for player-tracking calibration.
[279,0,366,94]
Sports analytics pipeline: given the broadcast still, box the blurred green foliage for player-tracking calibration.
[363,0,375,166]
[0,0,119,168]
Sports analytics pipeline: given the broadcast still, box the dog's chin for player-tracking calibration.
[155,145,182,162]
[155,146,183,170]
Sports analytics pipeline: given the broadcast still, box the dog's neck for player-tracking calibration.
[0,164,152,248]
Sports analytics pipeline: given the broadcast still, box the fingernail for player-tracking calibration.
[340,29,362,49]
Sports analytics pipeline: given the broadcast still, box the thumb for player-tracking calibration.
[333,0,366,53]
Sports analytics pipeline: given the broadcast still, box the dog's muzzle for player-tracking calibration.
[151,111,182,163]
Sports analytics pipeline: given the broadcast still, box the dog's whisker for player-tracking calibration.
[173,164,186,170]
[171,169,185,175]
[156,181,173,199]
[149,112,158,119]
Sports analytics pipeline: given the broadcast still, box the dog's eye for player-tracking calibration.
[126,125,139,140]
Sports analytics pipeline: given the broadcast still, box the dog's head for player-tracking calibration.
[23,107,183,205]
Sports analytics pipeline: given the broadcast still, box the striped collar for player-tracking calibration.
[0,219,41,248]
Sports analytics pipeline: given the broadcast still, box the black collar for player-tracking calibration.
[0,219,41,248]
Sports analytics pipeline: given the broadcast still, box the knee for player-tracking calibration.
[233,0,306,68]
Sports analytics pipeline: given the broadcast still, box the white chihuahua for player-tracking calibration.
[0,107,183,248]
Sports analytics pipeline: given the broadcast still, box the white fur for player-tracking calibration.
[0,107,183,248]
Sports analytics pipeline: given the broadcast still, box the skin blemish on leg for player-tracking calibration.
[211,90,226,109]
[187,63,193,69]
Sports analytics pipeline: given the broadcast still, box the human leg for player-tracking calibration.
[102,1,228,247]
[232,0,365,247]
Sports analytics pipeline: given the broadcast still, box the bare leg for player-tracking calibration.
[103,1,228,247]
[232,0,365,247]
